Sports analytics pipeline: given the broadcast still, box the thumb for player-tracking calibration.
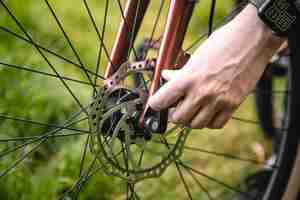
[148,69,186,111]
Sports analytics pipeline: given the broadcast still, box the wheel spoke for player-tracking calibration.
[0,114,89,134]
[127,0,141,59]
[153,138,277,168]
[179,162,255,200]
[144,0,165,58]
[184,31,208,52]
[126,182,130,200]
[174,161,193,200]
[122,143,130,173]
[231,116,260,125]
[82,0,113,85]
[0,131,89,142]
[137,149,145,168]
[44,0,97,94]
[0,1,88,114]
[231,115,288,132]
[0,25,104,80]
[78,135,90,177]
[160,131,259,199]
[127,183,140,200]
[185,1,250,52]
[0,109,85,159]
[116,0,138,59]
[0,139,45,179]
[61,156,98,199]
[208,0,217,36]
[94,0,109,86]
[159,136,193,199]
[0,61,98,87]
[0,111,87,179]
[179,143,277,169]
[184,167,215,200]
[62,150,123,199]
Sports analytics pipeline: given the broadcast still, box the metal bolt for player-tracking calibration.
[131,111,139,118]
[145,117,159,133]
[151,120,159,131]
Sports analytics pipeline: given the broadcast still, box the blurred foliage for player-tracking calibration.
[0,1,270,200]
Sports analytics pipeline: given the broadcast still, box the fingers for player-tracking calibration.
[172,96,235,129]
[207,109,233,129]
[169,94,201,125]
[149,68,237,129]
[148,70,188,111]
[205,98,234,129]
[190,101,218,129]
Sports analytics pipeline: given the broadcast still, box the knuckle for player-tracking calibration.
[191,123,204,129]
[204,90,217,100]
[212,123,224,129]
[196,88,213,100]
[229,100,240,109]
[170,113,185,124]
[191,119,205,129]
[207,121,223,129]
[230,97,240,106]
[206,121,217,129]
[216,97,227,107]
[192,119,208,129]
[217,96,239,110]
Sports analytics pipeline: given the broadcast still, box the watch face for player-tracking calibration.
[259,0,297,35]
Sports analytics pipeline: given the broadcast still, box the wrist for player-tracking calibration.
[233,4,285,51]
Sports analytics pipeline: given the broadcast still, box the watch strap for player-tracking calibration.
[249,0,298,37]
[249,0,265,8]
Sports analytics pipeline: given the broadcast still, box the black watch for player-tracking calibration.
[250,0,299,37]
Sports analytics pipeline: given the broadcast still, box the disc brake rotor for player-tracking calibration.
[88,59,190,183]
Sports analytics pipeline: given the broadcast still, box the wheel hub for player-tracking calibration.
[100,88,152,142]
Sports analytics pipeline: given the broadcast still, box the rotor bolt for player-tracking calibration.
[131,111,139,119]
[145,117,160,133]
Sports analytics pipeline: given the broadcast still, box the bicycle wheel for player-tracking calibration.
[0,1,299,200]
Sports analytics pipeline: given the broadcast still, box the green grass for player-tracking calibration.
[0,1,274,199]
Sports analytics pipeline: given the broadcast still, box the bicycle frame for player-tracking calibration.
[104,0,196,124]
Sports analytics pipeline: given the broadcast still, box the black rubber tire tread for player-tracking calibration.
[255,67,276,139]
[262,25,300,200]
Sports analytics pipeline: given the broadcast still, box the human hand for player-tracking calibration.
[148,5,284,129]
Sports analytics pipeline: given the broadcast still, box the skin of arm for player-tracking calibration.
[148,4,286,129]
